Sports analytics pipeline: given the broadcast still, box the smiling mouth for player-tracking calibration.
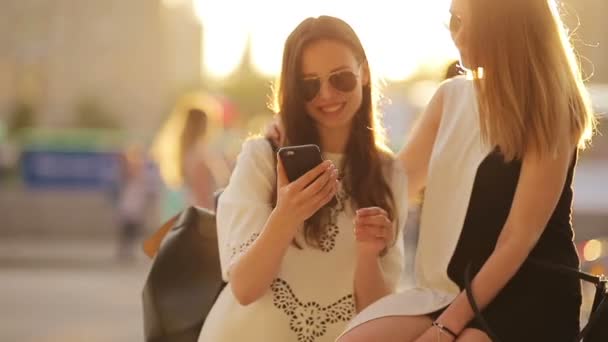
[319,103,345,114]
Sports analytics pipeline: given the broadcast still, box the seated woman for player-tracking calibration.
[338,0,596,341]
[198,16,409,342]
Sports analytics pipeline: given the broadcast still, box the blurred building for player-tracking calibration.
[0,0,202,140]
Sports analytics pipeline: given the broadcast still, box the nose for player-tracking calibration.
[317,79,336,100]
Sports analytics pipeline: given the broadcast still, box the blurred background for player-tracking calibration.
[0,0,606,341]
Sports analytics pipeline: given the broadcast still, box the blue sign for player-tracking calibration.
[21,150,121,189]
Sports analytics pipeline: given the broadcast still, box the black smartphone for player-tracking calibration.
[278,144,324,183]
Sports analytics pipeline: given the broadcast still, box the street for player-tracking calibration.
[0,241,148,342]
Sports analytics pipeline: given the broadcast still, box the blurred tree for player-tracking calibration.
[74,97,120,129]
[203,40,273,123]
[6,101,36,138]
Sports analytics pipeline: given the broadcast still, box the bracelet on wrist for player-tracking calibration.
[432,321,458,339]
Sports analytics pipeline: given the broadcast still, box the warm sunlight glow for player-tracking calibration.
[202,25,249,79]
[194,0,251,79]
[194,0,458,81]
[583,240,603,262]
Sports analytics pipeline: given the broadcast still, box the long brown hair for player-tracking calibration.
[466,0,596,160]
[271,15,396,249]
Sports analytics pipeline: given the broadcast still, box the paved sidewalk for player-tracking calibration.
[0,238,151,342]
[0,237,149,267]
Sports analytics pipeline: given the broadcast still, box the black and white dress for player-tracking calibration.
[340,76,582,341]
[198,137,409,342]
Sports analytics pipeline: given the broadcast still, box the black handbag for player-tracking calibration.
[142,139,277,342]
[142,205,227,342]
[464,260,608,342]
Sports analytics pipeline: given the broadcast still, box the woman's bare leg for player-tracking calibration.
[337,315,433,342]
[455,328,492,342]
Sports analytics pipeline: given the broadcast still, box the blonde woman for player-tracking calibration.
[151,93,231,214]
[335,0,597,341]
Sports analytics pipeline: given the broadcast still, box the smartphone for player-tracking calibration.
[278,144,324,183]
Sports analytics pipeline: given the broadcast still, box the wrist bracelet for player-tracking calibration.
[432,321,458,339]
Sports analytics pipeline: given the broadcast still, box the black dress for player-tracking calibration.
[339,76,582,342]
[446,148,582,341]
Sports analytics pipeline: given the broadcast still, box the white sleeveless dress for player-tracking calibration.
[339,76,493,336]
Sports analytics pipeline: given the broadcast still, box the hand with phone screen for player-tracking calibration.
[274,144,339,226]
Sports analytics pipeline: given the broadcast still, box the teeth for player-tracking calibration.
[321,104,342,113]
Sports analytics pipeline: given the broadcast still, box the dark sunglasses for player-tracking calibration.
[299,70,359,102]
[448,13,463,34]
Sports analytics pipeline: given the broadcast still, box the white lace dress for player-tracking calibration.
[198,137,409,342]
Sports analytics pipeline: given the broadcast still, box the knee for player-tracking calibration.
[336,327,370,342]
[455,328,491,342]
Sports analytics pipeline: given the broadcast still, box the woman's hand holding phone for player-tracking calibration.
[273,158,339,227]
[354,207,394,257]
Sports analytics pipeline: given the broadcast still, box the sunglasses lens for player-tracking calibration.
[299,71,357,101]
[300,79,320,101]
[329,71,358,93]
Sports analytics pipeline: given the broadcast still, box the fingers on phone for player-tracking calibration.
[293,160,334,191]
[305,173,334,207]
[301,163,337,196]
[319,176,338,204]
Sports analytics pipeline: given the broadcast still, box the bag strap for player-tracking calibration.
[142,213,180,259]
[464,260,608,342]
[464,263,502,342]
[267,137,279,165]
[577,276,607,341]
[266,137,279,205]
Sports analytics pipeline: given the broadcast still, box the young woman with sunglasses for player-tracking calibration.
[198,15,409,342]
[336,0,596,341]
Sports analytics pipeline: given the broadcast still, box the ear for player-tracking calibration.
[360,62,371,87]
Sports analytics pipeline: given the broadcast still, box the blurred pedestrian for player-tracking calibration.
[151,94,232,217]
[116,144,153,261]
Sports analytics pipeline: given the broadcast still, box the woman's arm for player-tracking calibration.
[229,158,339,305]
[354,253,392,312]
[434,144,575,335]
[352,207,397,311]
[397,83,445,201]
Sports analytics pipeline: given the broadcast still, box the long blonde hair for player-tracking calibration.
[467,0,596,160]
[150,91,223,188]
